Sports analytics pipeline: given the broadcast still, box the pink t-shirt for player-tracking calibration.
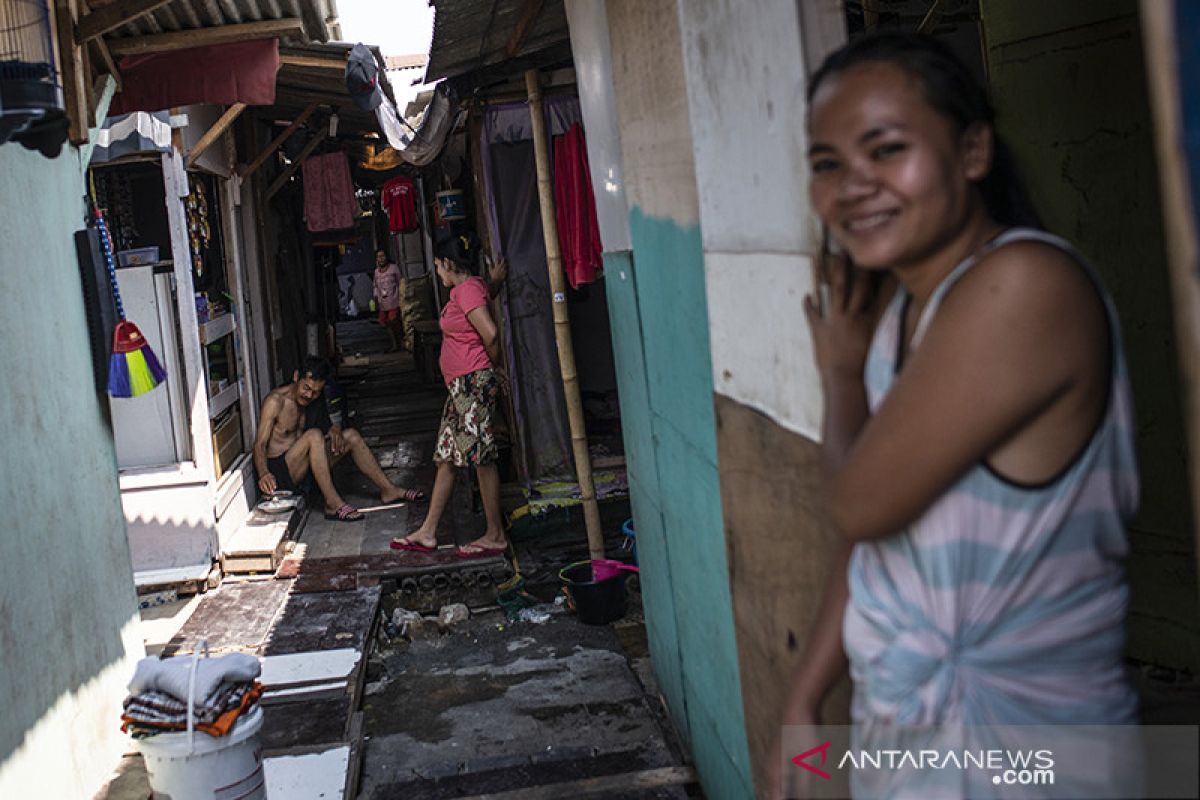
[439,277,493,383]
[372,263,402,310]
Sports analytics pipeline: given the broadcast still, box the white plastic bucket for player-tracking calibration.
[135,705,266,799]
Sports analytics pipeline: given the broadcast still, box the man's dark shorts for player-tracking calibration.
[265,453,301,492]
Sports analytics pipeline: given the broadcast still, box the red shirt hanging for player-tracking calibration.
[382,176,419,233]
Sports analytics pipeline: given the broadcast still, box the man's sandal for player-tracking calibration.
[324,504,365,522]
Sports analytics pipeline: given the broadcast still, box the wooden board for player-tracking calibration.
[261,698,350,753]
[264,745,352,800]
[260,648,360,689]
[160,578,292,656]
[222,506,305,574]
[277,550,507,594]
[262,586,380,655]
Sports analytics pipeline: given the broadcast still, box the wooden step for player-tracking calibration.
[221,505,306,574]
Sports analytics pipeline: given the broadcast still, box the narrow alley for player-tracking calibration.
[100,321,696,799]
[9,1,1200,799]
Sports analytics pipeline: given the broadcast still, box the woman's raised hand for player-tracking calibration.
[803,248,874,381]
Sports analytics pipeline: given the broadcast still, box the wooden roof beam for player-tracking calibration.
[76,0,175,44]
[55,0,90,145]
[917,0,946,34]
[266,119,328,199]
[240,101,320,179]
[506,0,546,57]
[107,18,305,56]
[186,102,246,168]
[88,35,121,90]
[279,53,347,70]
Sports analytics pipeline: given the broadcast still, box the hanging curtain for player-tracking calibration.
[302,152,356,233]
[109,39,279,115]
[553,123,602,289]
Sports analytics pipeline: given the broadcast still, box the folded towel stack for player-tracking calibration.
[122,653,263,739]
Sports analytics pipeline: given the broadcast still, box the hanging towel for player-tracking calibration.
[553,123,603,289]
[303,152,357,233]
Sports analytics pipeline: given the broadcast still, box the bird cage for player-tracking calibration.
[0,0,66,152]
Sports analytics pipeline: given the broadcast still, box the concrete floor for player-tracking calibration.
[329,321,695,798]
[357,598,696,799]
[102,320,683,799]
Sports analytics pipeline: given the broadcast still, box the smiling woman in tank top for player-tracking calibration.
[781,32,1139,759]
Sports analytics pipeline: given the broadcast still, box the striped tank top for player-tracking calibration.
[844,227,1139,725]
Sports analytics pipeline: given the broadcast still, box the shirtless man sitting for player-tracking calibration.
[254,357,424,521]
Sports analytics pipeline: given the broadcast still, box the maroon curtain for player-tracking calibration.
[302,152,356,233]
[110,39,279,115]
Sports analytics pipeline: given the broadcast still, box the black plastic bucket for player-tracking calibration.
[559,561,628,625]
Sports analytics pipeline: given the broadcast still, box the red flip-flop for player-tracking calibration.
[455,543,508,559]
[391,537,435,553]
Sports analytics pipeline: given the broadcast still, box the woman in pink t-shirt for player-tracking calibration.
[372,249,403,352]
[391,237,508,558]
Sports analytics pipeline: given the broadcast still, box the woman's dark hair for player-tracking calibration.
[435,233,477,274]
[808,33,1041,229]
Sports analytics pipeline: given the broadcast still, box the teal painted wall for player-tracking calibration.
[604,214,753,797]
[0,140,142,795]
[602,249,689,732]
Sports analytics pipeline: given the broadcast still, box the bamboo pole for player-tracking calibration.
[525,68,605,560]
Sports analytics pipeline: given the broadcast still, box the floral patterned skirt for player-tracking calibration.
[434,368,499,467]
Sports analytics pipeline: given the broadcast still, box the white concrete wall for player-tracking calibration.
[677,0,844,440]
[564,0,632,253]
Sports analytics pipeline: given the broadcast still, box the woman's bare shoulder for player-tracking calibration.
[945,238,1105,331]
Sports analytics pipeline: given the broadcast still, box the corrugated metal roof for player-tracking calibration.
[97,0,338,45]
[425,0,570,82]
[88,1,407,136]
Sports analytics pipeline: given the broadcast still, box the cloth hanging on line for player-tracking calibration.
[303,152,357,233]
[382,175,418,232]
[553,123,603,289]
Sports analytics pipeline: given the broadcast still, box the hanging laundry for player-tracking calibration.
[382,175,419,233]
[553,123,603,289]
[303,152,357,233]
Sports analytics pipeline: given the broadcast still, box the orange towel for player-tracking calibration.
[122,682,263,738]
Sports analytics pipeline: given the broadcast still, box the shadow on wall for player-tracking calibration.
[0,570,142,771]
[125,514,216,574]
[0,514,221,767]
